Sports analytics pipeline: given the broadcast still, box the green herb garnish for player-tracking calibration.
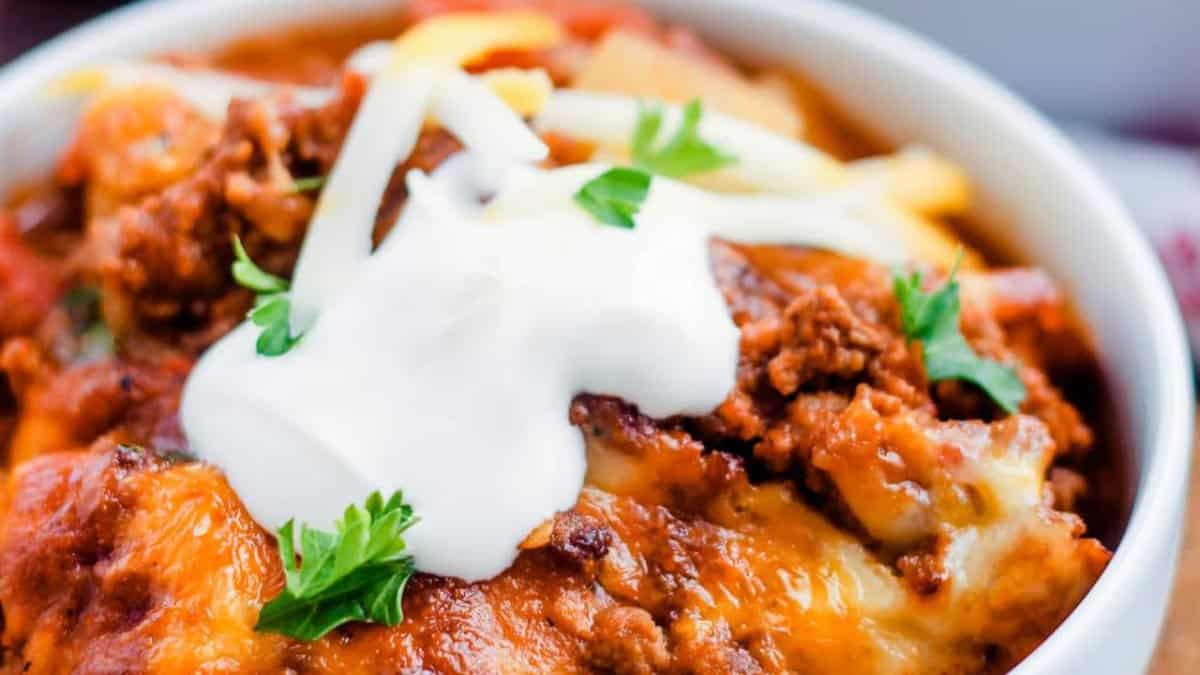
[289,176,326,193]
[232,235,288,294]
[631,99,736,178]
[232,235,301,356]
[573,99,734,228]
[61,285,114,362]
[78,320,115,362]
[893,253,1026,413]
[62,285,101,314]
[573,167,652,229]
[255,491,418,641]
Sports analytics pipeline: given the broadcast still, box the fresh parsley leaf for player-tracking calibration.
[249,294,290,327]
[631,99,736,179]
[60,285,114,363]
[289,176,326,193]
[232,235,288,294]
[62,285,101,315]
[231,235,302,356]
[78,320,115,363]
[256,491,418,641]
[573,167,652,229]
[255,314,301,356]
[573,99,734,228]
[893,255,1026,413]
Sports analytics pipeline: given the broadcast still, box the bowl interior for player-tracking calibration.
[0,0,1192,672]
[638,3,1193,670]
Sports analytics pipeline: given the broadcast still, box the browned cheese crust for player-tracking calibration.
[0,6,1114,673]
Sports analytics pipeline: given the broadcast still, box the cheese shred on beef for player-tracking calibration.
[0,2,1115,674]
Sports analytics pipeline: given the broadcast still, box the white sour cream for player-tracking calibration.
[180,64,908,581]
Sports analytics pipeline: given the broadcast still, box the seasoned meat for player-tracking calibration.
[0,238,1110,674]
[0,216,61,339]
[0,11,1114,672]
[0,385,1106,673]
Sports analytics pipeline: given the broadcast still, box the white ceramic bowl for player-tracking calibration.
[0,1,1192,672]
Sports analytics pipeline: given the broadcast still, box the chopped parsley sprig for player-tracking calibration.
[289,176,326,194]
[61,285,114,362]
[631,99,737,178]
[573,168,651,229]
[232,235,302,356]
[256,491,419,641]
[893,254,1026,413]
[574,99,735,228]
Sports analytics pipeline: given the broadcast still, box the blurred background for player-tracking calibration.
[0,0,123,64]
[2,0,1198,671]
[854,0,1200,142]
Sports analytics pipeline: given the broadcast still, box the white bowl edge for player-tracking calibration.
[0,0,1193,672]
[634,1,1194,670]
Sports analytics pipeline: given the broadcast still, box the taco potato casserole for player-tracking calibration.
[0,2,1120,673]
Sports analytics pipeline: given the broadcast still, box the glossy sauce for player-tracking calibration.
[180,58,907,580]
[0,7,1126,672]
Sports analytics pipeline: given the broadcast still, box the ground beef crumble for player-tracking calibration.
[0,54,1113,675]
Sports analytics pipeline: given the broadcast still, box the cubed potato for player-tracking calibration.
[572,31,800,138]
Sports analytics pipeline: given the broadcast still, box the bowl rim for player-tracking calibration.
[0,0,1194,671]
[701,1,1195,668]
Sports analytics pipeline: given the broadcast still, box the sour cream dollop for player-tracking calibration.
[181,64,906,581]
